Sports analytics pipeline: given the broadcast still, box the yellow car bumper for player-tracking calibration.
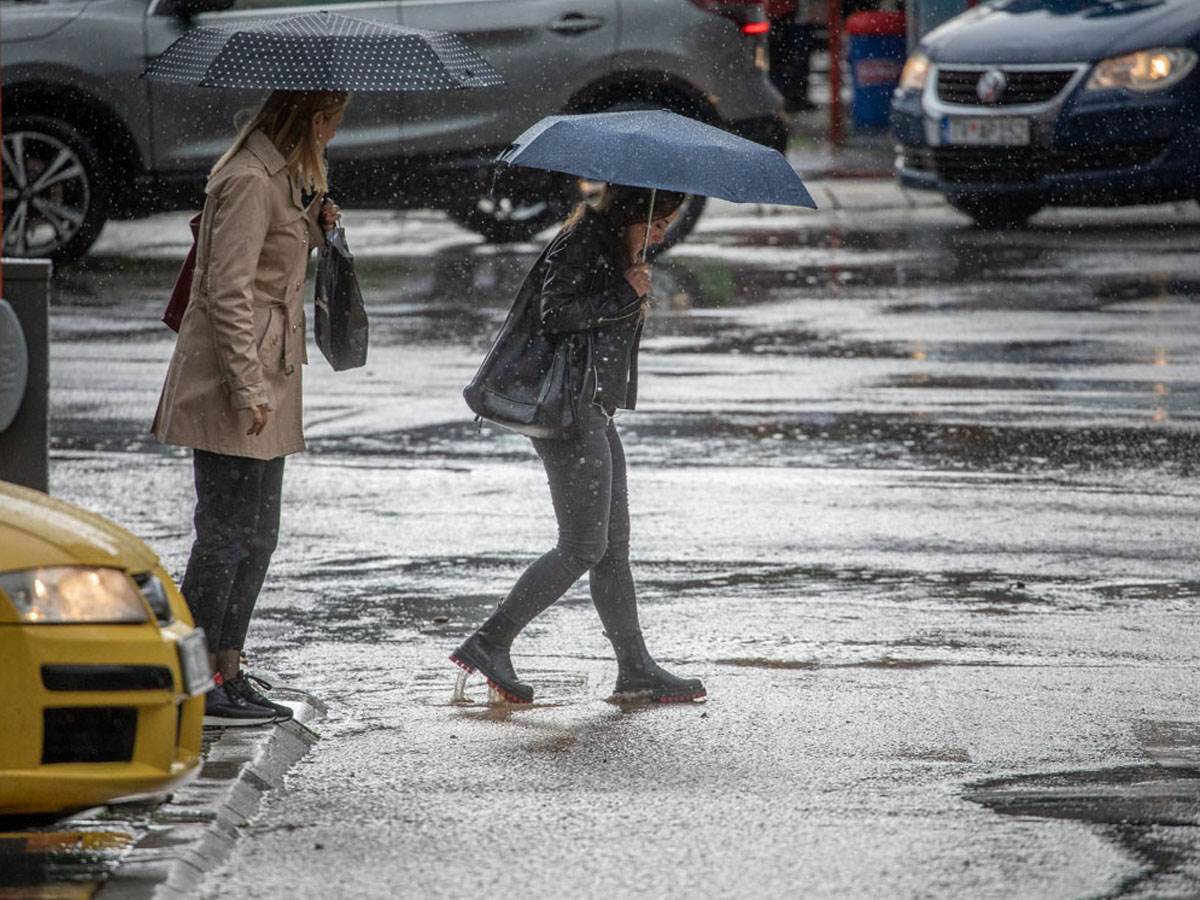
[0,616,205,816]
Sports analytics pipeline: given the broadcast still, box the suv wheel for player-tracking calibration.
[644,192,706,260]
[949,193,1043,229]
[2,115,109,265]
[447,169,578,243]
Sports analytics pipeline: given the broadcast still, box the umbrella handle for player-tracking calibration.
[639,187,656,264]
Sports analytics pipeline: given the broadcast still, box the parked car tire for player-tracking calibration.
[1,115,109,265]
[948,193,1043,229]
[446,168,579,243]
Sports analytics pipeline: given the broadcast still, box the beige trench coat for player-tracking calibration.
[152,130,324,460]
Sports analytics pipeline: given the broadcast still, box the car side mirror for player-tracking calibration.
[170,0,236,17]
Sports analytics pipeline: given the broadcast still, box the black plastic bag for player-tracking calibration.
[314,226,368,371]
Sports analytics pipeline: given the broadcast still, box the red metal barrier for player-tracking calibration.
[827,0,844,147]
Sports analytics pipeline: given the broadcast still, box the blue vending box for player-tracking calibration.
[847,11,907,130]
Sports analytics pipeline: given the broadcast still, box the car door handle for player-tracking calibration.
[548,13,605,35]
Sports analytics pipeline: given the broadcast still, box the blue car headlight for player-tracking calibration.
[0,567,150,624]
[1086,48,1197,93]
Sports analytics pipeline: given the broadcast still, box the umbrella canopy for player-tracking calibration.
[497,110,816,208]
[142,11,504,91]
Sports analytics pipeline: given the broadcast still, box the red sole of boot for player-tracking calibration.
[656,691,707,703]
[448,653,532,705]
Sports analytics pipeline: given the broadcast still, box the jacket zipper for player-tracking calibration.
[588,332,602,409]
[595,303,641,326]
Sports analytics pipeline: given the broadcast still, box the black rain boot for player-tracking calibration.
[450,610,534,704]
[611,631,706,703]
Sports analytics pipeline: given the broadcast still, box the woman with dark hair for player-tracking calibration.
[451,184,706,705]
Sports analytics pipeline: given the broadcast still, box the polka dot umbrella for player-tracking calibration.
[142,11,504,91]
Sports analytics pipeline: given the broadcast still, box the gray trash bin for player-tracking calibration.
[0,258,52,492]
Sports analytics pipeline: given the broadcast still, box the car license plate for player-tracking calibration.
[177,629,213,696]
[941,117,1031,146]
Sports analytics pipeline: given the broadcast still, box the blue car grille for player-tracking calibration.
[937,68,1077,106]
[902,142,1169,183]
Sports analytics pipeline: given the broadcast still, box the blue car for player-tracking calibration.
[891,0,1200,226]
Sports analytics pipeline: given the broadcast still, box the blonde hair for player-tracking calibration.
[212,90,350,194]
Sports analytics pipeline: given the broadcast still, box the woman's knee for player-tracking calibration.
[191,521,249,560]
[599,536,630,565]
[556,534,609,573]
[244,521,280,557]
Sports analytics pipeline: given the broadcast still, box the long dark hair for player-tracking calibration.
[564,184,686,232]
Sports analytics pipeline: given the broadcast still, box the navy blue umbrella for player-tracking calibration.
[497,110,817,209]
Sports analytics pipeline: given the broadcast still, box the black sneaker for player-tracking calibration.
[203,680,276,727]
[225,672,294,721]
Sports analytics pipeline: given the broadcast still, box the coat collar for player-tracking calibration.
[245,130,306,210]
[244,130,289,176]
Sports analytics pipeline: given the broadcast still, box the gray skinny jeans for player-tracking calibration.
[493,403,642,644]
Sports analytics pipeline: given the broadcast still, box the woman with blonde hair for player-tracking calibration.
[152,89,348,726]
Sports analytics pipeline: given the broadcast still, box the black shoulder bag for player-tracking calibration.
[463,251,579,440]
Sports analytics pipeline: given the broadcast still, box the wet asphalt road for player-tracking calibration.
[45,191,1200,898]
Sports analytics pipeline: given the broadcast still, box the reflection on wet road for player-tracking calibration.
[36,199,1200,897]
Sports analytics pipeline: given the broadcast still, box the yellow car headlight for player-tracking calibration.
[0,567,150,624]
[1086,48,1197,93]
[899,52,931,93]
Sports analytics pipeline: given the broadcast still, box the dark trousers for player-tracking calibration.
[769,19,818,110]
[492,405,642,646]
[181,449,285,652]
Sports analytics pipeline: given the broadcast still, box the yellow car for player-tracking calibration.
[0,480,210,816]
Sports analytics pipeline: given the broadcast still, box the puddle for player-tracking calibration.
[968,722,1200,897]
[969,765,1200,828]
[0,826,137,896]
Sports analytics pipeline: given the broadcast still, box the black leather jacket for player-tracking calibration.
[538,207,644,412]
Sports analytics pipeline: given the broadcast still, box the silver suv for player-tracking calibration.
[1,0,785,264]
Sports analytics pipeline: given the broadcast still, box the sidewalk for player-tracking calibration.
[705,177,944,219]
[787,114,898,180]
[779,44,901,177]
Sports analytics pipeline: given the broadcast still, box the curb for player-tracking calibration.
[704,181,947,218]
[94,690,324,900]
